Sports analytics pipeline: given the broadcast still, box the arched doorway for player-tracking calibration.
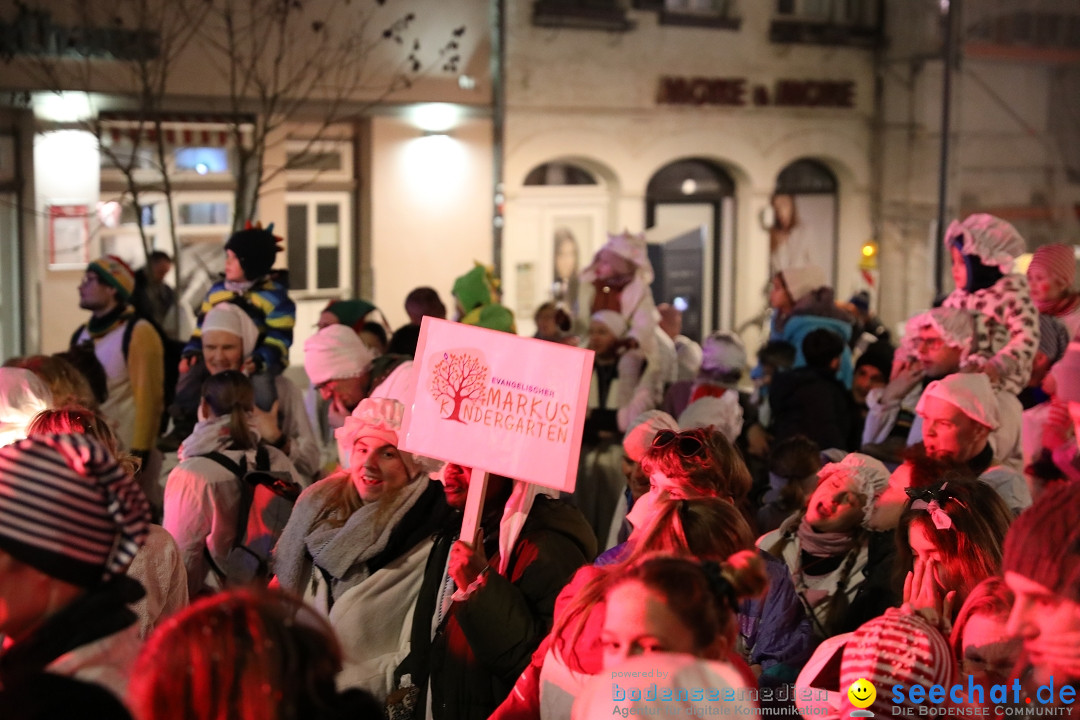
[769,158,839,285]
[510,160,611,336]
[645,158,736,340]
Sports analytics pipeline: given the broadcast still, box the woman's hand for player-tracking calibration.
[448,529,488,591]
[902,557,955,635]
[252,400,284,447]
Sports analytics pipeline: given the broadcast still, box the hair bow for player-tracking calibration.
[905,482,953,530]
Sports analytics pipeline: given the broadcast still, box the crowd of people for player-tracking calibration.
[0,213,1078,720]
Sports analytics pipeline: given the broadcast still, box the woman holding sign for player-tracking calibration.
[271,397,453,703]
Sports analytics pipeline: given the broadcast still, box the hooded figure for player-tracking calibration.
[942,214,1039,395]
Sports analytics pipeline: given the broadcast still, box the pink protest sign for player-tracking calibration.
[399,317,594,493]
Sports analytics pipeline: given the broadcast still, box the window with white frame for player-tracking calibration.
[284,192,352,297]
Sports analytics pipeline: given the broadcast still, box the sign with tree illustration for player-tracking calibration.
[400,317,594,493]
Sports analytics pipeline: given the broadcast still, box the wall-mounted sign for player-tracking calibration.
[658,76,855,108]
[48,205,90,269]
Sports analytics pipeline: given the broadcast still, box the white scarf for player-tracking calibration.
[178,414,261,461]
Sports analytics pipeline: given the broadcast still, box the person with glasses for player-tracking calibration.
[604,427,814,692]
[303,324,417,469]
[863,306,1023,472]
[71,256,165,506]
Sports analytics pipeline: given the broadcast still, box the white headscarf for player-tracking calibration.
[916,373,1000,430]
[202,303,261,358]
[303,324,375,386]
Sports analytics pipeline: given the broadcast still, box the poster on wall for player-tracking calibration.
[48,205,91,269]
[548,213,595,323]
[767,193,837,287]
[399,317,595,493]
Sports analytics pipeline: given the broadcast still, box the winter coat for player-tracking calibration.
[163,443,302,598]
[0,577,144,719]
[770,366,854,451]
[941,273,1039,395]
[758,514,872,641]
[273,475,453,701]
[427,496,597,720]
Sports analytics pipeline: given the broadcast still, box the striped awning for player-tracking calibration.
[99,113,255,148]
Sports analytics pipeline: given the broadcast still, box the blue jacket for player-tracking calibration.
[184,277,295,374]
[775,313,854,389]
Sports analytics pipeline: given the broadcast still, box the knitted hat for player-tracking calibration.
[1028,243,1076,290]
[779,265,828,304]
[1003,480,1080,603]
[322,299,377,332]
[945,214,1026,274]
[1052,340,1080,403]
[581,231,654,284]
[88,255,136,303]
[622,410,679,463]
[701,331,747,375]
[854,341,894,382]
[839,610,955,717]
[1038,315,1070,366]
[817,452,891,527]
[678,393,744,444]
[916,373,999,430]
[0,434,150,587]
[452,265,494,313]
[335,398,440,477]
[224,225,281,281]
[849,291,871,314]
[201,302,261,359]
[590,310,628,338]
[303,325,375,386]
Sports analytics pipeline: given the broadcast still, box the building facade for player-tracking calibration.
[2,0,1078,363]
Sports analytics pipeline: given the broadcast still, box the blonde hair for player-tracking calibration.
[5,354,97,409]
[27,405,141,477]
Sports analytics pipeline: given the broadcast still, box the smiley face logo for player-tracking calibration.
[848,678,876,709]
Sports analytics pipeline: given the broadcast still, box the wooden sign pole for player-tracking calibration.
[459,466,490,546]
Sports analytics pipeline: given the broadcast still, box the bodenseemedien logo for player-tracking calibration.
[849,678,877,717]
[889,677,1075,716]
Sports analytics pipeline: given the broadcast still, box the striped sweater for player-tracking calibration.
[183,277,296,373]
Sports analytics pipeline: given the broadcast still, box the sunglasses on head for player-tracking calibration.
[651,429,706,459]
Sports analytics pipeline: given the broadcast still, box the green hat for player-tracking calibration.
[323,299,376,332]
[452,266,493,313]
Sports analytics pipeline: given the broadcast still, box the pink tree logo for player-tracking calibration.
[429,351,488,423]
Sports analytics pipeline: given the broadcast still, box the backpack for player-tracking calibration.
[201,445,301,586]
[70,314,181,422]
